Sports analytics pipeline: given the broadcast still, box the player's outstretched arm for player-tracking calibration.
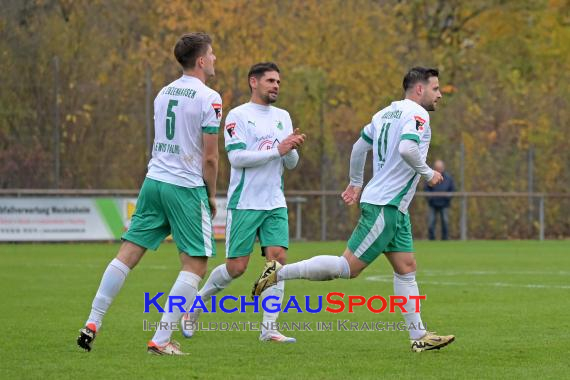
[341,137,371,205]
[348,137,372,188]
[398,139,442,186]
[203,133,219,217]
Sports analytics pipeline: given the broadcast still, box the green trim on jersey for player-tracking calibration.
[388,174,418,207]
[401,133,420,143]
[202,126,219,134]
[226,142,246,152]
[361,130,373,144]
[228,168,246,209]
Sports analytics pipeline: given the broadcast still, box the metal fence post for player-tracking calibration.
[321,195,327,241]
[459,143,466,240]
[528,147,535,237]
[53,56,61,189]
[145,65,153,161]
[460,194,468,240]
[295,198,302,241]
[539,195,545,241]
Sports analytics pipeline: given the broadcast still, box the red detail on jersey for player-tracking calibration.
[212,103,222,119]
[225,122,236,137]
[258,139,276,151]
[414,115,426,124]
[414,115,426,132]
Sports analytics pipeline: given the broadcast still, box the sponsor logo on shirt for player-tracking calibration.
[255,134,273,142]
[225,122,237,137]
[258,139,280,151]
[414,116,426,132]
[382,110,402,119]
[212,103,222,119]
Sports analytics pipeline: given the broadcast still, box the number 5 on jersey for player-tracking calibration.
[166,99,178,140]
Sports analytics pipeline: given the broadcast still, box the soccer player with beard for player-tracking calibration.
[253,67,455,352]
[182,62,305,343]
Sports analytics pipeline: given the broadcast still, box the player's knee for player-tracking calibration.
[179,256,208,277]
[343,251,367,279]
[394,259,416,275]
[265,247,287,264]
[191,266,208,278]
[226,261,248,278]
[406,258,417,273]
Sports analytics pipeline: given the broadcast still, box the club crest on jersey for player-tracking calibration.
[212,103,222,119]
[276,121,283,130]
[225,122,237,137]
[414,115,426,132]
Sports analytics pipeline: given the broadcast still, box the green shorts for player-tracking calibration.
[347,203,414,264]
[122,177,215,257]
[225,208,289,258]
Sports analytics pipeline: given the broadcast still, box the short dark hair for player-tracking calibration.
[402,67,439,91]
[174,32,212,70]
[247,62,280,91]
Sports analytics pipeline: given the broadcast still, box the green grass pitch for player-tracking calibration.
[1,241,568,379]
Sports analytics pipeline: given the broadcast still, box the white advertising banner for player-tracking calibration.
[0,197,227,242]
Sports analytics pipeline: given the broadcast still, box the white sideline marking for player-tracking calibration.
[14,263,171,270]
[362,269,570,276]
[421,270,570,276]
[364,275,570,290]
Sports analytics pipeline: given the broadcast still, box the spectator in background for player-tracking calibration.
[425,159,455,240]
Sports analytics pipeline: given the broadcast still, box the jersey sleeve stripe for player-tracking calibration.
[202,126,219,134]
[361,130,373,145]
[225,142,246,152]
[401,134,420,143]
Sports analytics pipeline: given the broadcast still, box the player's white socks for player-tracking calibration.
[393,271,425,340]
[196,264,233,303]
[277,255,351,281]
[86,258,130,330]
[151,271,201,346]
[261,280,285,334]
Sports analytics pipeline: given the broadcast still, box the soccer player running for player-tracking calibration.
[76,32,222,355]
[253,67,455,352]
[181,62,305,343]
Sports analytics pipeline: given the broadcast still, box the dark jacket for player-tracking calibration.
[425,172,455,208]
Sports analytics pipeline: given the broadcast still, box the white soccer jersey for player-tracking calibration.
[224,102,294,210]
[360,99,431,213]
[146,75,222,188]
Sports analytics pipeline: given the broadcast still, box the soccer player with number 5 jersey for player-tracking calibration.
[77,32,222,355]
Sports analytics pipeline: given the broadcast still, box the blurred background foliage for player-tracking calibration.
[1,0,569,238]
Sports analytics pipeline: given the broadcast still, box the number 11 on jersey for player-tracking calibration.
[378,122,391,167]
